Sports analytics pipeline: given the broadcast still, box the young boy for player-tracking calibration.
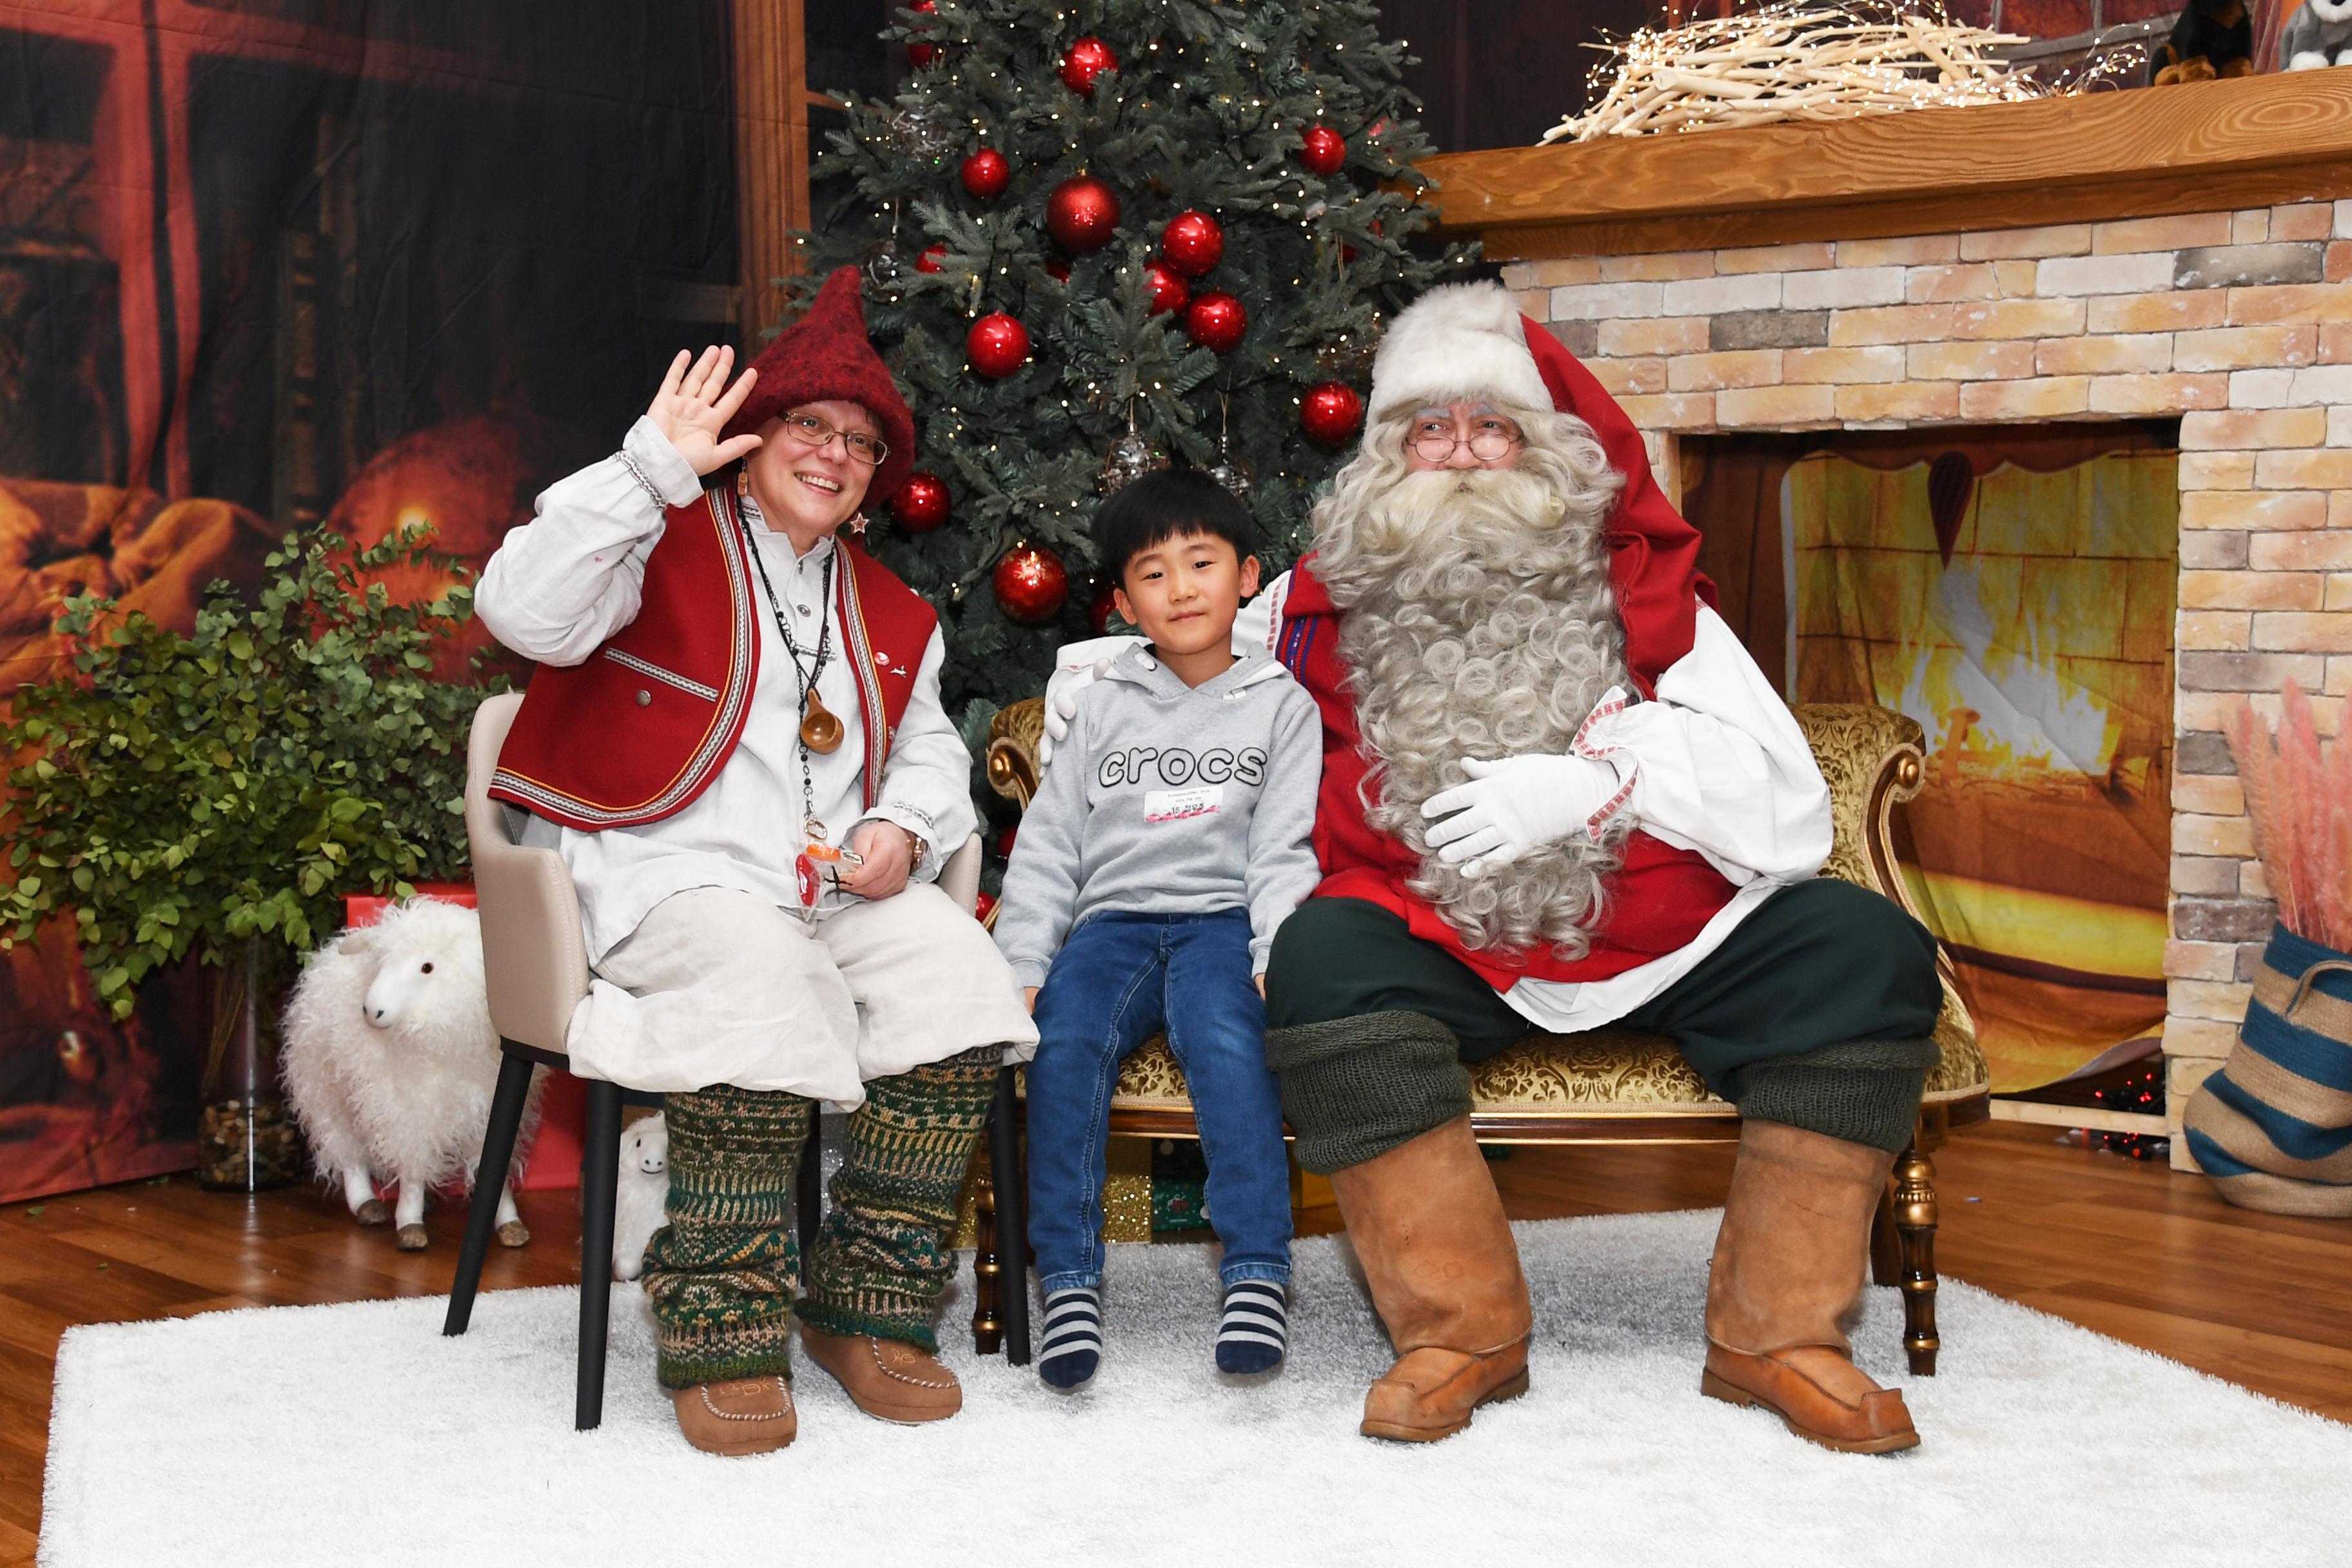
[994,469,1322,1389]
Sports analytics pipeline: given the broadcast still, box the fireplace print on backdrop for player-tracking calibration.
[1683,426,2177,1094]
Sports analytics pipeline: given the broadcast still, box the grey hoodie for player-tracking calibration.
[994,646,1322,987]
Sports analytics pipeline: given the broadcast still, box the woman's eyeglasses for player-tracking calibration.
[779,411,888,467]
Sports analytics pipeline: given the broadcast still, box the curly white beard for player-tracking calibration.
[1313,408,1632,957]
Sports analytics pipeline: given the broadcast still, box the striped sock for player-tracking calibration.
[1215,1280,1288,1375]
[1039,1286,1103,1389]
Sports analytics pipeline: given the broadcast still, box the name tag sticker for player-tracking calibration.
[1144,785,1224,823]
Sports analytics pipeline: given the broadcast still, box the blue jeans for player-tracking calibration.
[1026,909,1293,1293]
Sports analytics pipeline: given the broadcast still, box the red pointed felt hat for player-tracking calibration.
[725,266,917,506]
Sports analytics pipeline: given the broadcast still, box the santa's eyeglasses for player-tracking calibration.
[1408,418,1522,464]
[778,411,888,467]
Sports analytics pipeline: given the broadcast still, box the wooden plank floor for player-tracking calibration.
[6,1121,2349,1562]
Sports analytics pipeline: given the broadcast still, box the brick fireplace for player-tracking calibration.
[1425,74,2352,1164]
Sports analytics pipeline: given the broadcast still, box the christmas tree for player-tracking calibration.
[793,0,1471,723]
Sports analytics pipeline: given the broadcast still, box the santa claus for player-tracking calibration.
[1046,280,1943,1455]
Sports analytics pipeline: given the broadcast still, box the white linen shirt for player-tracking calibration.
[476,418,975,963]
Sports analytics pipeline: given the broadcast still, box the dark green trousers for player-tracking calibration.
[1263,879,1943,1155]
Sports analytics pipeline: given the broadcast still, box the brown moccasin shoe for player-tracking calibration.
[799,1324,962,1424]
[1359,1340,1531,1443]
[1701,1343,1919,1455]
[670,1375,797,1456]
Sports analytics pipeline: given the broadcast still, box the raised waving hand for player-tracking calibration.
[646,345,763,476]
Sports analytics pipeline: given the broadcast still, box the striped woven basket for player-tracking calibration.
[2184,923,2352,1218]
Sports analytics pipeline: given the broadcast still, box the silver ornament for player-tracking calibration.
[864,239,907,294]
[1099,426,1170,496]
[890,105,956,158]
[1206,447,1255,499]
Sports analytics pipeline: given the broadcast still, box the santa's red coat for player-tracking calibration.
[1272,321,1740,992]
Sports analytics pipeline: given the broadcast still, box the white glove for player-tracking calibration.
[1039,635,1142,765]
[1420,752,1629,875]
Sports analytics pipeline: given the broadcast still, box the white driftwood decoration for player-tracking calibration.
[1546,3,2082,142]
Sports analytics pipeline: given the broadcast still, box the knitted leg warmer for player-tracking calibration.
[799,1044,999,1353]
[1730,1035,1943,1155]
[643,1082,813,1389]
[1261,1011,1471,1177]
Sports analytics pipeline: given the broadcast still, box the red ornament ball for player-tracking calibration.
[1159,210,1224,277]
[1046,175,1121,253]
[906,0,940,66]
[1300,381,1364,445]
[1184,290,1246,354]
[994,543,1070,623]
[974,889,997,925]
[1046,257,1072,282]
[960,148,1010,199]
[892,471,950,533]
[966,311,1030,377]
[1059,35,1118,96]
[1144,260,1189,315]
[916,243,947,273]
[1300,124,1346,176]
[1088,580,1122,634]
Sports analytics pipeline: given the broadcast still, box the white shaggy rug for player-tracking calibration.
[43,1211,2346,1568]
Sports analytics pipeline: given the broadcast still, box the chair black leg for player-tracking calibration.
[988,1066,1031,1366]
[796,1112,825,1264]
[576,1078,624,1431]
[442,1050,536,1338]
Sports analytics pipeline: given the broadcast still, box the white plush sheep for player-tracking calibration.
[280,898,542,1251]
[611,1113,669,1281]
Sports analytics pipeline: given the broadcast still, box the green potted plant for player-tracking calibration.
[0,526,504,1190]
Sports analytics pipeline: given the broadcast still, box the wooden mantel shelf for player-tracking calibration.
[1422,72,2352,259]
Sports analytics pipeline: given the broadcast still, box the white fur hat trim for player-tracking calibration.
[1367,280,1553,422]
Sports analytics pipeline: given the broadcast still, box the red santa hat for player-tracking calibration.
[1366,279,1555,424]
[724,266,917,506]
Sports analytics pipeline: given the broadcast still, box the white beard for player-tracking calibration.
[1315,464,1632,957]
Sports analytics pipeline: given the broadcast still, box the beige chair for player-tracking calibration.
[974,698,1990,1375]
[440,691,1017,1429]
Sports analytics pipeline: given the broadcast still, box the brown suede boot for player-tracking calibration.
[669,1375,797,1456]
[1700,1118,1919,1455]
[1328,1115,1533,1442]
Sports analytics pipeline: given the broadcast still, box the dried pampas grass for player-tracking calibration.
[1545,2,2119,143]
[2230,681,2352,952]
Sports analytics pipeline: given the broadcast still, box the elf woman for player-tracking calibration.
[476,268,1037,1456]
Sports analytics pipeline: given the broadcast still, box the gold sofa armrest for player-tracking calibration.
[1789,703,1984,1101]
[988,697,1046,810]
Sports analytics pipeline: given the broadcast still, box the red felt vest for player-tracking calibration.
[1271,323,1740,993]
[489,485,937,832]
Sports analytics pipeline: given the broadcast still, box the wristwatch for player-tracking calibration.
[899,824,927,872]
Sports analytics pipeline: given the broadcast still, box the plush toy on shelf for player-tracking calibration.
[2148,0,2254,82]
[280,899,543,1251]
[611,1113,669,1282]
[2282,0,2352,68]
